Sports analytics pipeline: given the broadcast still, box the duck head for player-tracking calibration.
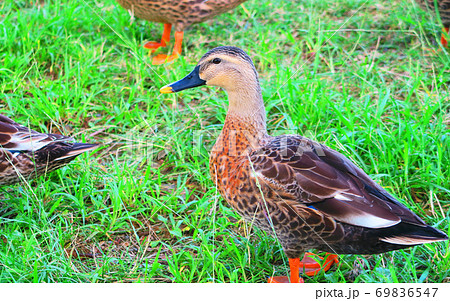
[160,46,264,118]
[160,46,259,93]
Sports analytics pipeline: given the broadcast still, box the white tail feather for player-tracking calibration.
[380,236,447,245]
[54,145,98,161]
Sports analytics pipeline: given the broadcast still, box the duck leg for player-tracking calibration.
[152,31,184,65]
[268,253,339,283]
[441,27,449,48]
[144,23,172,51]
[300,252,339,276]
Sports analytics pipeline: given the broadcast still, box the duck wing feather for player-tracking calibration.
[0,114,72,152]
[250,135,427,230]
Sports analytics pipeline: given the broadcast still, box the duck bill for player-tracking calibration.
[160,65,206,94]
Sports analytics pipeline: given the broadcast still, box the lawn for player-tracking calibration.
[0,0,449,283]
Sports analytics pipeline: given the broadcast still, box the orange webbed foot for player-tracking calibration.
[300,252,339,276]
[268,276,305,283]
[151,31,184,65]
[143,23,172,53]
[268,253,338,283]
[152,53,180,65]
[144,41,166,51]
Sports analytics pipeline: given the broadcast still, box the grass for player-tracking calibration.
[0,0,449,283]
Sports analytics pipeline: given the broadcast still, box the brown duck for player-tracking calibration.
[115,0,247,64]
[416,0,450,47]
[0,114,97,186]
[160,46,448,283]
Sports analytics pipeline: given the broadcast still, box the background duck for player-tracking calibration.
[415,0,450,47]
[0,114,98,187]
[115,0,247,64]
[160,46,449,283]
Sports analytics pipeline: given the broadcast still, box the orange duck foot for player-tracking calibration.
[268,276,305,283]
[144,23,172,52]
[144,41,166,51]
[268,253,339,283]
[151,31,184,65]
[152,53,180,65]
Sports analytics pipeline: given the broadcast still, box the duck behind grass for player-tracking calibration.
[0,114,97,187]
[415,0,450,47]
[115,0,247,64]
[160,46,448,283]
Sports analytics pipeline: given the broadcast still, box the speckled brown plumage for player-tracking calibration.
[161,46,448,282]
[211,130,446,257]
[0,114,97,186]
[116,0,247,32]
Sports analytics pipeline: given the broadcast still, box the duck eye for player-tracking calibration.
[212,58,221,64]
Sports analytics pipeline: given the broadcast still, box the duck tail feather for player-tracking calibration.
[380,225,448,246]
[54,143,98,161]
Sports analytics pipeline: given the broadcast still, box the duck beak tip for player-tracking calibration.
[160,85,174,94]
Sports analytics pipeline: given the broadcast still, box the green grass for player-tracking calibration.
[0,0,449,283]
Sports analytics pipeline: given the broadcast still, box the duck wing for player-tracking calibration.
[250,135,427,230]
[0,114,72,152]
[0,114,98,186]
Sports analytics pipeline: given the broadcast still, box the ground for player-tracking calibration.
[0,0,449,283]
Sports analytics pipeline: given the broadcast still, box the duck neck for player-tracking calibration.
[226,82,267,138]
[212,83,268,157]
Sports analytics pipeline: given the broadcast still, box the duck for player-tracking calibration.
[415,0,450,47]
[115,0,247,65]
[0,114,98,187]
[160,46,449,283]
